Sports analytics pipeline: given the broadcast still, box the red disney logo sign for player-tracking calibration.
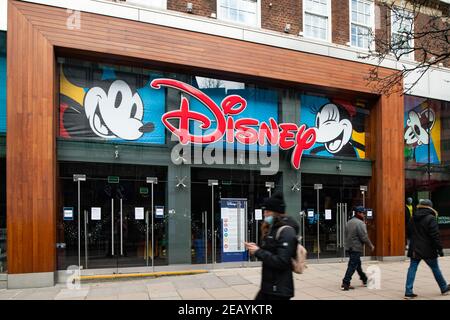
[151,79,317,169]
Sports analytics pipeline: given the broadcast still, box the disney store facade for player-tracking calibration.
[3,0,447,288]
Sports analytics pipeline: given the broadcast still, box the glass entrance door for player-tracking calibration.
[301,174,370,260]
[190,167,283,265]
[57,162,168,272]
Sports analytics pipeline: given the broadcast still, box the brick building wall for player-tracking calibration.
[332,0,349,45]
[261,0,302,35]
[374,1,389,54]
[109,0,450,68]
[167,0,216,17]
[414,11,450,67]
[414,12,432,63]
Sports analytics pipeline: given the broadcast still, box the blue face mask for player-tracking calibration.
[264,216,274,225]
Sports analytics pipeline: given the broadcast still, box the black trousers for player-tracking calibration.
[342,250,367,285]
[255,290,291,300]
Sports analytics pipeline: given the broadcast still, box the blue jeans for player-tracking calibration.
[405,258,448,295]
[343,250,367,286]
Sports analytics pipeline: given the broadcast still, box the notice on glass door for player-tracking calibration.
[307,210,314,217]
[325,209,332,220]
[135,207,144,220]
[91,207,101,220]
[63,207,74,221]
[155,206,164,218]
[255,209,263,221]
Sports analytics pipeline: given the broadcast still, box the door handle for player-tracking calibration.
[336,203,341,248]
[339,203,342,247]
[84,209,88,269]
[302,215,305,247]
[111,198,114,256]
[120,198,123,256]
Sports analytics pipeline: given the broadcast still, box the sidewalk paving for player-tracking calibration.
[2,257,450,300]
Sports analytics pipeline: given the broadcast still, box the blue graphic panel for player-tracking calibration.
[189,87,279,152]
[135,76,166,145]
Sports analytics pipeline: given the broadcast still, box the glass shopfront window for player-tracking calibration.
[0,158,5,273]
[404,95,450,247]
[57,57,374,268]
[0,31,5,133]
[57,162,168,271]
[0,31,7,273]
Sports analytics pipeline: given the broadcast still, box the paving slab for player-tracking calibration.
[3,257,450,300]
[177,288,213,300]
[118,292,150,300]
[206,287,244,300]
[218,275,251,286]
[54,288,89,300]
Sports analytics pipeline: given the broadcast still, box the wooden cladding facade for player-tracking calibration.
[7,0,404,274]
[7,2,56,274]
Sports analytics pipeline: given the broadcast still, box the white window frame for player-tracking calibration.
[390,6,414,60]
[216,0,262,28]
[302,0,332,42]
[123,0,167,10]
[349,0,375,50]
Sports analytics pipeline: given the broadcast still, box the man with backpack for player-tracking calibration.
[404,199,450,299]
[341,206,375,291]
[245,192,300,300]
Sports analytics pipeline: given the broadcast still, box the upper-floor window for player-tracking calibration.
[350,0,374,49]
[124,0,167,10]
[217,0,260,27]
[391,7,414,59]
[303,0,331,41]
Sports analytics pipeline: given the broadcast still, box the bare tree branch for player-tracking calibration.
[359,0,450,95]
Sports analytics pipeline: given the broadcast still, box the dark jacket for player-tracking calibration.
[407,205,442,260]
[254,215,299,298]
[344,216,373,253]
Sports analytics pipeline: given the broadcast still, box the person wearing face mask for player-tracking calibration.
[245,192,299,300]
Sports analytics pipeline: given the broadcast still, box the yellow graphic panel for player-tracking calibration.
[431,113,441,162]
[60,65,85,106]
[352,130,366,159]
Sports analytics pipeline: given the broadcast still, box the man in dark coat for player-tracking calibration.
[245,192,299,300]
[405,199,450,298]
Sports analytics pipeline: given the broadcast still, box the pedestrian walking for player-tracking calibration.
[404,199,450,299]
[341,206,375,291]
[245,192,299,300]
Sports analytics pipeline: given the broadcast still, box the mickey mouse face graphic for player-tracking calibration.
[404,108,435,147]
[60,64,154,141]
[314,103,353,154]
[84,80,149,140]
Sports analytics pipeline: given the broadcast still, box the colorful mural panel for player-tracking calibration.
[404,95,441,164]
[300,94,367,159]
[59,63,166,144]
